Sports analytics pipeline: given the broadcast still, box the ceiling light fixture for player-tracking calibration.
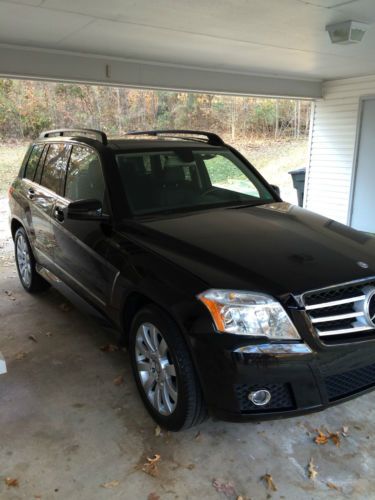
[326,20,369,44]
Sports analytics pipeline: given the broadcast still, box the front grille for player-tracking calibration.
[235,383,295,412]
[326,362,375,401]
[302,278,375,340]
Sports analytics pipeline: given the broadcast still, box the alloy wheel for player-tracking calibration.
[135,322,178,416]
[16,233,32,288]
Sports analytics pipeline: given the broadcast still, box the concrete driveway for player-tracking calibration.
[1,202,375,499]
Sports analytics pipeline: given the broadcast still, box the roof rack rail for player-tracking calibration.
[39,128,108,145]
[126,130,225,146]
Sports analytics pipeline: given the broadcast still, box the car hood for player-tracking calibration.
[126,202,375,298]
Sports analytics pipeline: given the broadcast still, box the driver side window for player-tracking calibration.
[65,145,105,205]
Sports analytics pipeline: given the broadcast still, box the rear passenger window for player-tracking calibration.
[24,144,44,181]
[65,145,105,204]
[40,143,69,194]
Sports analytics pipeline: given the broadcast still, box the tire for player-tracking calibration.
[129,304,207,431]
[14,227,50,293]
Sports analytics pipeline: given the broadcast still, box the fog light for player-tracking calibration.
[248,389,271,406]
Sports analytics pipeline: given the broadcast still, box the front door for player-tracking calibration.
[52,144,118,309]
[351,98,375,233]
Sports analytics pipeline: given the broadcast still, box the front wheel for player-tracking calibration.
[129,305,206,431]
[14,227,50,293]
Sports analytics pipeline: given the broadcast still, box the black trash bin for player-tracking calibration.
[289,167,306,207]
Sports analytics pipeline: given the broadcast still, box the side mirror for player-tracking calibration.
[67,199,110,221]
[270,184,281,197]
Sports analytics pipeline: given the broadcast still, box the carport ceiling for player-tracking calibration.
[1,0,375,98]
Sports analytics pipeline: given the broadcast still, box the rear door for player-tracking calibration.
[27,142,70,268]
[51,144,118,309]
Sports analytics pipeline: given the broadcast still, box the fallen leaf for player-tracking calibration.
[4,290,16,301]
[100,480,120,489]
[59,302,71,312]
[195,431,201,440]
[113,375,124,385]
[314,430,329,445]
[212,479,237,497]
[28,334,38,343]
[5,477,19,487]
[154,425,162,437]
[342,426,349,437]
[45,332,52,337]
[261,473,277,492]
[15,351,27,360]
[148,493,160,500]
[308,457,318,480]
[187,464,195,470]
[327,481,340,490]
[330,432,341,447]
[142,454,161,477]
[100,344,119,352]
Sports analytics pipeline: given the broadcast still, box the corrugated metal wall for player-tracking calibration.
[305,75,375,224]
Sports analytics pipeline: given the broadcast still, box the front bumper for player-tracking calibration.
[191,335,375,421]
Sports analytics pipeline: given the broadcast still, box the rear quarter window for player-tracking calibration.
[24,144,44,181]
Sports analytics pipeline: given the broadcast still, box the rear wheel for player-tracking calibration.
[14,227,50,293]
[129,305,206,431]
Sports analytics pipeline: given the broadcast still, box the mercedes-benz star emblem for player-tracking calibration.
[364,288,375,328]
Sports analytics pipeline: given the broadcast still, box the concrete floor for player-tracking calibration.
[2,207,375,499]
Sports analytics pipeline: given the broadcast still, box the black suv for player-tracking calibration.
[8,128,375,431]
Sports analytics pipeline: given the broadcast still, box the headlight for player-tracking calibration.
[198,289,300,339]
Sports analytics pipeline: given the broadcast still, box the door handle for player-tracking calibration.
[54,205,65,222]
[27,188,35,200]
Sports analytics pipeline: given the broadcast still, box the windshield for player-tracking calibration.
[115,149,275,216]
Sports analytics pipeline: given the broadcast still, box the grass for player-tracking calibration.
[0,142,28,197]
[0,138,309,203]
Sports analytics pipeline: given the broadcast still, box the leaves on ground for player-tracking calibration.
[4,290,16,301]
[314,430,329,445]
[154,425,162,437]
[4,477,19,487]
[59,302,72,312]
[28,334,38,343]
[100,344,119,352]
[148,493,160,500]
[327,481,340,490]
[261,473,277,492]
[212,479,237,497]
[142,454,161,477]
[194,431,201,440]
[307,457,318,480]
[113,375,124,385]
[314,429,341,447]
[100,480,120,489]
[342,426,349,437]
[15,351,27,360]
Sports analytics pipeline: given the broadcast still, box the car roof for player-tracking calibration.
[33,136,224,152]
[107,139,223,151]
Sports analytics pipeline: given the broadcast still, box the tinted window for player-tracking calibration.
[65,145,105,203]
[40,143,69,194]
[24,144,44,181]
[115,149,274,215]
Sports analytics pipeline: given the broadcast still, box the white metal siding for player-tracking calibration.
[305,75,375,224]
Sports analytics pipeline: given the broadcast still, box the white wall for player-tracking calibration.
[305,74,375,224]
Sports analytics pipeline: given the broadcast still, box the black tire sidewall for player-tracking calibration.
[129,305,197,431]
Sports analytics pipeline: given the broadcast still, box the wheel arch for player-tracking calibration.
[10,218,23,240]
